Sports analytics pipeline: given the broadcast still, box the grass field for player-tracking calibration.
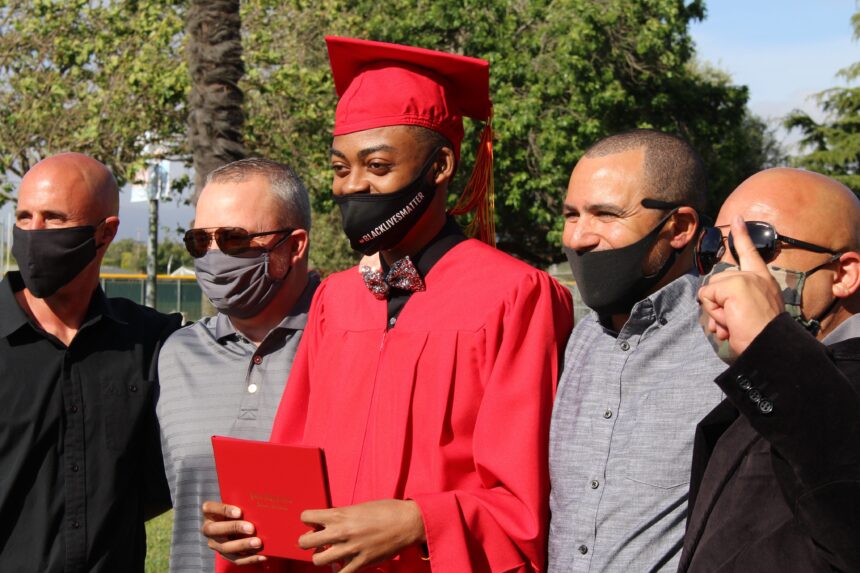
[145,510,173,573]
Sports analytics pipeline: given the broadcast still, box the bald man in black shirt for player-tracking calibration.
[0,153,181,572]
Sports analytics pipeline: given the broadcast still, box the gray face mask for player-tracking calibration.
[194,249,290,319]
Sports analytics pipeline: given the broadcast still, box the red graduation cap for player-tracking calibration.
[326,36,496,246]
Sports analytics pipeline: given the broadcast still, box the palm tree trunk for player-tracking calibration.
[187,0,246,203]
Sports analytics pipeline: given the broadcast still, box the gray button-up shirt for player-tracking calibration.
[156,274,319,573]
[549,273,726,572]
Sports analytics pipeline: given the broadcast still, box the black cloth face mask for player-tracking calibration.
[565,208,679,316]
[12,223,101,298]
[333,148,440,255]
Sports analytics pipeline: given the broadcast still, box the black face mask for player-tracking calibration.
[12,224,100,298]
[565,210,678,316]
[333,149,439,255]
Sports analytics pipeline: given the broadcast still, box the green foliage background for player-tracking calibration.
[1,0,782,271]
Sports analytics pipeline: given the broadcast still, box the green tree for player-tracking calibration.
[240,0,778,266]
[785,12,860,192]
[104,236,191,274]
[104,238,146,272]
[0,0,189,204]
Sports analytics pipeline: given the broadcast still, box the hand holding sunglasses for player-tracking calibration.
[183,227,295,258]
[698,216,787,356]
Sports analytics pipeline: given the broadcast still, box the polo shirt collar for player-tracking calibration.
[213,271,321,341]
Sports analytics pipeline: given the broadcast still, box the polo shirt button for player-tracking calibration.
[70,405,78,414]
[129,384,138,393]
[253,355,263,365]
[758,399,773,414]
[72,520,80,529]
[619,341,630,351]
[603,409,613,419]
[737,375,752,391]
[578,544,588,555]
[71,463,79,472]
[748,389,762,404]
[659,317,668,325]
[247,383,258,394]
[590,479,599,489]
[389,317,397,327]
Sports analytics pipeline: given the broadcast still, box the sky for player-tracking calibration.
[690,0,857,126]
[2,1,858,242]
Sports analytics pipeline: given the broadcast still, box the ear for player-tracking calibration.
[285,229,310,265]
[99,216,120,250]
[433,147,457,186]
[667,207,699,250]
[833,251,860,298]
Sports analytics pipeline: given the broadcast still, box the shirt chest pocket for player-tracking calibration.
[615,387,699,489]
[100,376,150,453]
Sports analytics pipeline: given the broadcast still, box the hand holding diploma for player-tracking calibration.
[201,501,266,566]
[299,499,426,573]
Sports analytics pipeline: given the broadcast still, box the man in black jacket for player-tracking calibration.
[680,167,860,572]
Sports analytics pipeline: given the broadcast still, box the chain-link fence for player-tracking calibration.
[99,274,207,322]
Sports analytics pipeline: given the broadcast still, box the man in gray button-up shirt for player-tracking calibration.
[156,158,319,573]
[550,130,726,572]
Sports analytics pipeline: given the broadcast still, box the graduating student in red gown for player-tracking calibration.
[203,37,573,573]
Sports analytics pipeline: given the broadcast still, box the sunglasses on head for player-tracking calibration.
[183,227,294,258]
[696,220,840,274]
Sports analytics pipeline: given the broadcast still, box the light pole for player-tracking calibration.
[144,162,168,309]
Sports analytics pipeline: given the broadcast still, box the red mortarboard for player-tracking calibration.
[326,36,497,247]
[326,36,491,159]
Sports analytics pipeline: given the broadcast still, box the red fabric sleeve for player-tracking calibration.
[411,274,573,572]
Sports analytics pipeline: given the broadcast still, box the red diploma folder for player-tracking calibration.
[211,435,331,562]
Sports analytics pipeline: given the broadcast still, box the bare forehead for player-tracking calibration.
[195,177,280,228]
[566,147,647,205]
[19,154,116,212]
[717,169,857,245]
[331,125,421,156]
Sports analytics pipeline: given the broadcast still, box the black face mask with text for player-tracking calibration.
[12,224,101,298]
[564,210,679,316]
[333,149,440,256]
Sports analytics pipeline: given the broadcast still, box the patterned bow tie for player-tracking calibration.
[360,255,426,300]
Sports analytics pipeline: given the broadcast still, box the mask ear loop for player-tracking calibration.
[796,253,844,335]
[265,231,296,281]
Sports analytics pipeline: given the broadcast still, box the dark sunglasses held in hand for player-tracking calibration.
[696,220,840,274]
[183,227,294,258]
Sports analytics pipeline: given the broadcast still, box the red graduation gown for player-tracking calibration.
[218,239,572,572]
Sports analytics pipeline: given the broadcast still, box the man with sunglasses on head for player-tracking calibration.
[155,158,318,573]
[679,167,860,572]
[549,129,727,572]
[0,153,182,571]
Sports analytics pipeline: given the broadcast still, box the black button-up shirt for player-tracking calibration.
[0,272,181,572]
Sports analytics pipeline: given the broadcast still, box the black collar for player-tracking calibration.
[0,271,124,340]
[381,217,466,278]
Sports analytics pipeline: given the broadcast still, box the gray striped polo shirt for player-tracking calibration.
[156,274,319,573]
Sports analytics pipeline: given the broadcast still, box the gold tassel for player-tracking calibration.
[449,116,496,248]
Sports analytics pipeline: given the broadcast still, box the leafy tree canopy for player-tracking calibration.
[1,0,780,269]
[785,11,860,193]
[0,0,189,202]
[241,0,780,265]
